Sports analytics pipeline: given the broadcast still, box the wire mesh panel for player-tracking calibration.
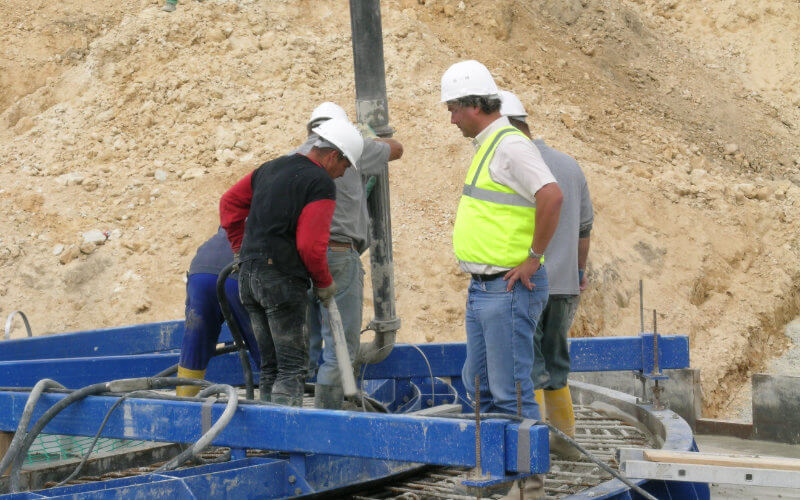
[25,434,149,465]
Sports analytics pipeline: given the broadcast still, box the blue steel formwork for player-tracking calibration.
[0,321,709,499]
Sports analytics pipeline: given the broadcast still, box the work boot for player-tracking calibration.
[534,389,546,416]
[544,386,581,460]
[258,380,272,403]
[314,384,344,410]
[498,475,545,499]
[175,366,206,397]
[271,391,303,407]
[161,2,176,12]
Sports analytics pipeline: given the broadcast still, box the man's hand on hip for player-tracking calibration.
[315,283,337,307]
[504,257,541,291]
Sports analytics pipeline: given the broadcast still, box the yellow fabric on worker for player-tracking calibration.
[544,386,575,436]
[452,126,537,268]
[176,366,206,397]
[534,389,546,416]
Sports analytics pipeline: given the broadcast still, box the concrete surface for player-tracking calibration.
[695,434,800,499]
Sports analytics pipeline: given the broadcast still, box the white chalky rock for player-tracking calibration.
[181,168,205,180]
[82,229,107,245]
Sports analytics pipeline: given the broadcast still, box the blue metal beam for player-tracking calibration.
[0,320,236,361]
[362,336,690,378]
[0,391,549,475]
[0,336,690,389]
[0,353,248,389]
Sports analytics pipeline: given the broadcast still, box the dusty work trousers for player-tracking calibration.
[180,273,260,371]
[239,259,309,406]
[306,247,364,386]
[532,294,579,391]
[462,266,549,420]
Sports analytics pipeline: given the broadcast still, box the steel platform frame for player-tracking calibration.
[0,320,704,499]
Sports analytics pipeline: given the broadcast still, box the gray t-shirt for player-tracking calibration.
[293,133,390,254]
[533,139,594,295]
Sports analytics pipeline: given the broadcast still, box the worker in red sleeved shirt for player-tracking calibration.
[220,118,364,406]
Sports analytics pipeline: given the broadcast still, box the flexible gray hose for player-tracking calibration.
[0,379,65,481]
[6,377,213,492]
[324,300,358,396]
[155,383,238,472]
[54,390,157,487]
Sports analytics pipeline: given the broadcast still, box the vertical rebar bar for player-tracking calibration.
[517,380,523,500]
[474,375,481,479]
[652,309,660,374]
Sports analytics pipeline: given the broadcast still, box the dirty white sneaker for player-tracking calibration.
[161,3,176,12]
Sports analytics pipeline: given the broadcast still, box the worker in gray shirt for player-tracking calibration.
[500,90,593,458]
[293,102,403,409]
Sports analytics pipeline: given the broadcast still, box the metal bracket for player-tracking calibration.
[366,317,401,333]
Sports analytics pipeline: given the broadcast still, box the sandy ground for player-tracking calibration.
[1,0,799,418]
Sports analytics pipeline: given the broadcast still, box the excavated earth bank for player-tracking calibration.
[1,0,799,418]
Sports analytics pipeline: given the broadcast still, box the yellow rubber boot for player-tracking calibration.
[176,366,206,397]
[534,389,546,418]
[544,386,581,459]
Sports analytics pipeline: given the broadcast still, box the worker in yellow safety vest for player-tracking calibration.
[500,89,594,461]
[442,59,563,498]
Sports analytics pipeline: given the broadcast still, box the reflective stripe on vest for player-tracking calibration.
[453,126,537,268]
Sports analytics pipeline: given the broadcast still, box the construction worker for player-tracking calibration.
[442,61,563,498]
[500,90,594,459]
[296,102,403,410]
[220,118,363,407]
[176,227,261,397]
[443,60,563,417]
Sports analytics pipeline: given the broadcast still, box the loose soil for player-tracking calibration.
[1,0,799,418]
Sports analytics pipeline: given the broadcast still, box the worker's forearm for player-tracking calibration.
[531,184,563,254]
[578,236,591,270]
[376,138,403,161]
[219,172,254,252]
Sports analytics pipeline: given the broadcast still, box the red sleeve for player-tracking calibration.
[219,171,253,253]
[296,199,335,288]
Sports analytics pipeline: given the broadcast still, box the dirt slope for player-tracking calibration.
[1,0,799,417]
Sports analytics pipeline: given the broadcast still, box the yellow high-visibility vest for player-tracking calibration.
[453,126,536,268]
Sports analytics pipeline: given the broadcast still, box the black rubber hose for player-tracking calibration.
[54,390,155,487]
[216,262,254,400]
[153,344,241,378]
[6,377,212,492]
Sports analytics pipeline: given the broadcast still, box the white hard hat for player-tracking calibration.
[440,60,499,103]
[307,102,349,133]
[499,90,528,120]
[313,118,364,167]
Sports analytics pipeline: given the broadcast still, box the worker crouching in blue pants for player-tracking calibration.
[177,228,261,397]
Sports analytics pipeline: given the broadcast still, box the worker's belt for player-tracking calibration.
[329,241,355,252]
[471,272,505,282]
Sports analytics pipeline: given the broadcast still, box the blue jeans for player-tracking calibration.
[533,294,579,390]
[462,266,549,420]
[307,248,364,386]
[239,259,310,406]
[180,273,260,371]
